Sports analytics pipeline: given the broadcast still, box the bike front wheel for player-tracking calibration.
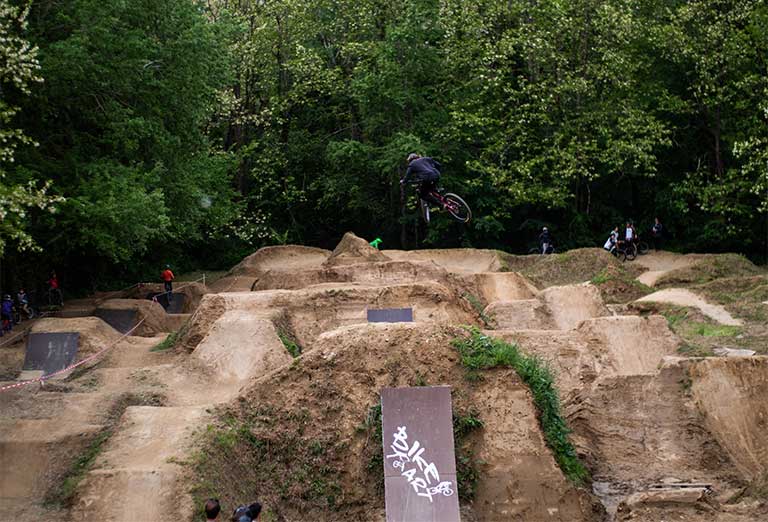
[443,193,471,223]
[637,241,649,255]
[420,199,431,224]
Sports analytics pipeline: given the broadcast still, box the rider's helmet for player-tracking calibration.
[3,294,10,300]
[406,153,421,164]
[542,227,548,232]
[165,264,171,269]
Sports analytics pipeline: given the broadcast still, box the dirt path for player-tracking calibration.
[637,288,743,326]
[634,251,697,287]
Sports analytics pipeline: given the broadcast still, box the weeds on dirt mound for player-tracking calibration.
[278,330,301,357]
[462,292,493,326]
[187,407,342,520]
[451,328,588,485]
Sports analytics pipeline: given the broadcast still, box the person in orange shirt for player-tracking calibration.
[161,264,175,301]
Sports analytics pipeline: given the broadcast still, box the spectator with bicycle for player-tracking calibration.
[16,288,34,320]
[538,227,553,255]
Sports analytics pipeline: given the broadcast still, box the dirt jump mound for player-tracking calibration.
[188,323,600,522]
[94,299,174,336]
[30,317,122,358]
[324,232,389,266]
[229,245,331,277]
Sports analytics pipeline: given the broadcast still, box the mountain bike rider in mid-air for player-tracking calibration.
[400,153,443,208]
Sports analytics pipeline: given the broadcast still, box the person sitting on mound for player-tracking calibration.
[232,502,262,522]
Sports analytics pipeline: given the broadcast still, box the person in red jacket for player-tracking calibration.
[47,271,63,306]
[161,265,175,301]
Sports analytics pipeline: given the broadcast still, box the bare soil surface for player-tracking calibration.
[1,233,765,521]
[637,288,743,326]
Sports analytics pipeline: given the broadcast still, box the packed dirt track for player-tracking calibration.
[0,232,766,521]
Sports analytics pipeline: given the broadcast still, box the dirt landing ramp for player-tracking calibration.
[193,311,292,383]
[689,357,768,479]
[385,248,508,273]
[30,317,120,359]
[21,332,80,379]
[468,272,539,303]
[94,299,174,336]
[230,245,331,277]
[252,260,452,291]
[71,406,206,522]
[486,283,607,331]
[637,288,743,326]
[0,419,103,503]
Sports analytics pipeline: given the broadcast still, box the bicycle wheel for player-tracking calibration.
[420,199,431,224]
[528,247,541,255]
[624,244,637,261]
[443,193,471,223]
[637,241,649,255]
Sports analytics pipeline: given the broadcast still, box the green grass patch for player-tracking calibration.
[45,429,111,507]
[151,330,179,352]
[690,323,741,337]
[278,330,302,358]
[462,292,493,327]
[451,328,588,484]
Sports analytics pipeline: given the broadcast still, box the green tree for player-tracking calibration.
[0,0,61,255]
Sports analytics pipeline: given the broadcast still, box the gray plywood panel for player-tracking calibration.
[368,308,414,323]
[23,332,80,376]
[381,386,460,522]
[95,309,137,334]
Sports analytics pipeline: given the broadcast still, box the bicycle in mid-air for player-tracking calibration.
[403,181,472,224]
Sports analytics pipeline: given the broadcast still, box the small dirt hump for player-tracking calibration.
[253,260,452,291]
[193,311,292,383]
[486,299,554,330]
[124,281,208,313]
[540,283,609,330]
[31,317,121,359]
[385,248,508,273]
[94,298,172,336]
[324,232,390,267]
[637,288,743,326]
[192,323,597,522]
[651,253,762,288]
[689,357,768,480]
[469,272,539,303]
[230,245,331,277]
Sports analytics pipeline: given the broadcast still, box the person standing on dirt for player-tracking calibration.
[1,295,14,335]
[539,227,553,255]
[625,222,635,245]
[204,498,221,521]
[401,153,443,208]
[161,264,175,301]
[651,217,664,250]
[47,271,63,306]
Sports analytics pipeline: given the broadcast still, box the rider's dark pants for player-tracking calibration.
[419,179,442,207]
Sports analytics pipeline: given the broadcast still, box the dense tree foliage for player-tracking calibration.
[0,0,766,294]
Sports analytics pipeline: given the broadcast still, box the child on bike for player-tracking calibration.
[401,153,443,208]
[604,227,619,253]
[16,288,33,320]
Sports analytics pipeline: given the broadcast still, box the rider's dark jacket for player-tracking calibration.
[404,157,441,183]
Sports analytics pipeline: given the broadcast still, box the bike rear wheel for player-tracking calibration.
[443,193,471,223]
[637,241,650,255]
[623,244,637,261]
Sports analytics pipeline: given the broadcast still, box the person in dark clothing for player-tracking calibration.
[204,498,221,521]
[1,295,14,334]
[401,153,443,208]
[231,502,262,522]
[538,227,553,254]
[651,217,664,250]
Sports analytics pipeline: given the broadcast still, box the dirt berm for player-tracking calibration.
[94,299,178,336]
[191,323,604,522]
